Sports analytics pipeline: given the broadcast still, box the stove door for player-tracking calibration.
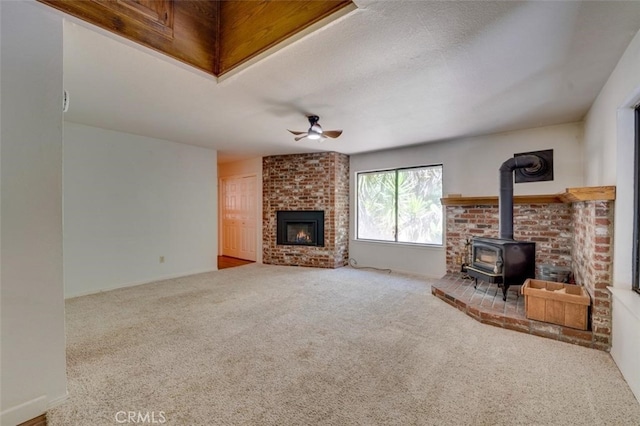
[472,242,503,274]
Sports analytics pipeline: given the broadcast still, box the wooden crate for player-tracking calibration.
[521,279,591,330]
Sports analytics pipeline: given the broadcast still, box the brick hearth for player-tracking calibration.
[432,273,599,349]
[263,152,349,268]
[441,191,614,350]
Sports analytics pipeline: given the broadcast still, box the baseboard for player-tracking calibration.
[47,393,69,410]
[1,395,47,426]
[65,268,218,299]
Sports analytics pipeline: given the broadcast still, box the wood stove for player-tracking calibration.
[466,237,535,300]
[465,153,551,300]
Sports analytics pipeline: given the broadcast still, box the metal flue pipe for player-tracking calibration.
[499,155,542,240]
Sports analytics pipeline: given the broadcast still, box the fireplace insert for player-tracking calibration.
[276,211,324,247]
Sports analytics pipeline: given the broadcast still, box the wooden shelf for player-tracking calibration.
[441,186,616,206]
[559,186,616,203]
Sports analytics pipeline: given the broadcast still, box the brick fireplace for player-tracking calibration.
[435,188,615,350]
[263,152,349,268]
[445,203,573,272]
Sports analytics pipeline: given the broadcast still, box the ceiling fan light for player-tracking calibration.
[289,115,340,142]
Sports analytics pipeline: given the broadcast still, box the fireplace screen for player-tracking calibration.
[276,211,324,247]
[286,223,315,245]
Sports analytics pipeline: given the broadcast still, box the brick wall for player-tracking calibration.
[572,201,614,350]
[332,152,350,266]
[445,199,614,350]
[263,152,349,268]
[445,203,573,273]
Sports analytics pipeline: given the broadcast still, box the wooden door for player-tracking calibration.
[221,175,257,261]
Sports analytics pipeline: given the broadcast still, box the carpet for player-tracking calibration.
[48,264,640,425]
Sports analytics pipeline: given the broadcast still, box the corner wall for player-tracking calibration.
[583,27,640,401]
[263,152,349,268]
[444,198,614,350]
[350,122,584,276]
[571,200,614,350]
[63,123,218,298]
[1,2,67,424]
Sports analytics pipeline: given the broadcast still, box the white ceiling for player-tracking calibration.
[62,0,640,163]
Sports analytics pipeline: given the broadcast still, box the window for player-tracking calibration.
[633,105,640,294]
[356,165,443,245]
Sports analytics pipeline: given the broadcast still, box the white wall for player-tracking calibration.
[64,122,218,298]
[583,27,640,402]
[1,1,68,424]
[218,157,263,263]
[350,122,584,276]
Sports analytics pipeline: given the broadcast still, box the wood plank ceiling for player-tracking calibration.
[38,0,354,76]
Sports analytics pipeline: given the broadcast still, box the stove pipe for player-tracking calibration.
[499,155,542,240]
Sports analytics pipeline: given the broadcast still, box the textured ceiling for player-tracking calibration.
[62,0,640,163]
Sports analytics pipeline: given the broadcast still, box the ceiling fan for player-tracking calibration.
[288,115,343,141]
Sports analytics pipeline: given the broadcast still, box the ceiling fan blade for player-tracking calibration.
[322,130,343,138]
[288,129,307,135]
[294,134,308,141]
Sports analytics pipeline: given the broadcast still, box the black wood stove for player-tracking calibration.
[466,237,535,301]
[465,153,552,300]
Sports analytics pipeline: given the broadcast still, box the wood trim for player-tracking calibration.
[213,0,222,76]
[91,0,175,38]
[559,186,616,203]
[38,0,353,77]
[441,186,616,206]
[38,0,218,75]
[18,414,47,426]
[218,0,354,75]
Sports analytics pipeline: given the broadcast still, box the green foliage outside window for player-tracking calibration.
[357,165,443,245]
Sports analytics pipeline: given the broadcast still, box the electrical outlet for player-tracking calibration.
[159,256,165,264]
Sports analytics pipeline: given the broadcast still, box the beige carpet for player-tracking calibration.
[48,264,640,425]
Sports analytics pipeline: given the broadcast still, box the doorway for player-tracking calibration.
[220,175,258,261]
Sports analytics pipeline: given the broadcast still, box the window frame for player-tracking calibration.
[633,105,640,294]
[355,164,444,247]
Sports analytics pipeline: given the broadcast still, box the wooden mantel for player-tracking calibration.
[441,186,616,206]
